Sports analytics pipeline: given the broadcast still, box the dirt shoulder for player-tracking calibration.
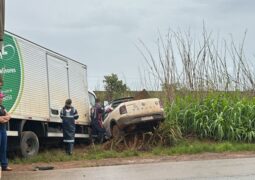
[9,151,255,172]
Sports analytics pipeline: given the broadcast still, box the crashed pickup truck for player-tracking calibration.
[103,97,165,138]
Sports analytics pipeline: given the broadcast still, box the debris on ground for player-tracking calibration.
[102,132,154,151]
[33,166,54,171]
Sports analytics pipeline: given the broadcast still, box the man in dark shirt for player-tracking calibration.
[90,98,106,143]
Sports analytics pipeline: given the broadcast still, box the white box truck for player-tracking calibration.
[1,31,93,157]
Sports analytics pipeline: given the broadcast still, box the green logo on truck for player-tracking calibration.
[0,34,23,112]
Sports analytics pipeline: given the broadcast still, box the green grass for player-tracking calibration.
[10,145,141,164]
[10,139,255,165]
[152,139,255,156]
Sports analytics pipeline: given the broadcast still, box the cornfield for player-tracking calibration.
[164,93,255,142]
[138,26,255,144]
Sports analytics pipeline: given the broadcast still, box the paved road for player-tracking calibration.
[2,157,255,180]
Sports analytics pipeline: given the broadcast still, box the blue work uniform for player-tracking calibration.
[0,105,8,169]
[60,106,79,154]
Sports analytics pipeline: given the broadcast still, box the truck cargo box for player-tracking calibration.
[0,31,92,157]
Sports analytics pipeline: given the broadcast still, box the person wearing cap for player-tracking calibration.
[0,93,12,171]
[60,99,79,155]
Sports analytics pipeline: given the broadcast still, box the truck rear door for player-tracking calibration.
[47,54,69,119]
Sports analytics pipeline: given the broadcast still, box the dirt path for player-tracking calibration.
[9,151,255,172]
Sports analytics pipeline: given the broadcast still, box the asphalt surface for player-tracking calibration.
[2,157,255,180]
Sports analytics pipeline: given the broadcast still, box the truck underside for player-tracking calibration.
[7,118,90,158]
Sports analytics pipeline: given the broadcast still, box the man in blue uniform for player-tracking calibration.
[60,99,79,155]
[0,92,12,171]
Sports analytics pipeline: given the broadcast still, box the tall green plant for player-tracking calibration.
[164,93,255,142]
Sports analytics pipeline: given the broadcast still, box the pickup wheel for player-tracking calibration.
[111,125,121,138]
[20,131,39,158]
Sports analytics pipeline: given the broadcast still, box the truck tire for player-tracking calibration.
[20,131,39,158]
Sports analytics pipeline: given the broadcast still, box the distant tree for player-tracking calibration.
[103,73,129,100]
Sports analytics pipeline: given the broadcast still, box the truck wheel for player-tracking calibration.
[20,131,39,158]
[111,125,121,138]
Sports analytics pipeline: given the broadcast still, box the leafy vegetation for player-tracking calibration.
[164,93,255,142]
[137,26,255,145]
[103,73,129,101]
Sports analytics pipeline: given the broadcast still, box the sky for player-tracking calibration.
[5,0,255,90]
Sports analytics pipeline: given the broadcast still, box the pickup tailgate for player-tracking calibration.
[124,98,163,117]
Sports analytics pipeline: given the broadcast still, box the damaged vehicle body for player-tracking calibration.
[103,97,165,138]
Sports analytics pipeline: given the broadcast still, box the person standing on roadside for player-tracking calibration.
[60,99,79,155]
[91,98,106,143]
[0,92,12,171]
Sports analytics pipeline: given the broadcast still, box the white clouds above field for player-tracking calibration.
[6,0,255,90]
